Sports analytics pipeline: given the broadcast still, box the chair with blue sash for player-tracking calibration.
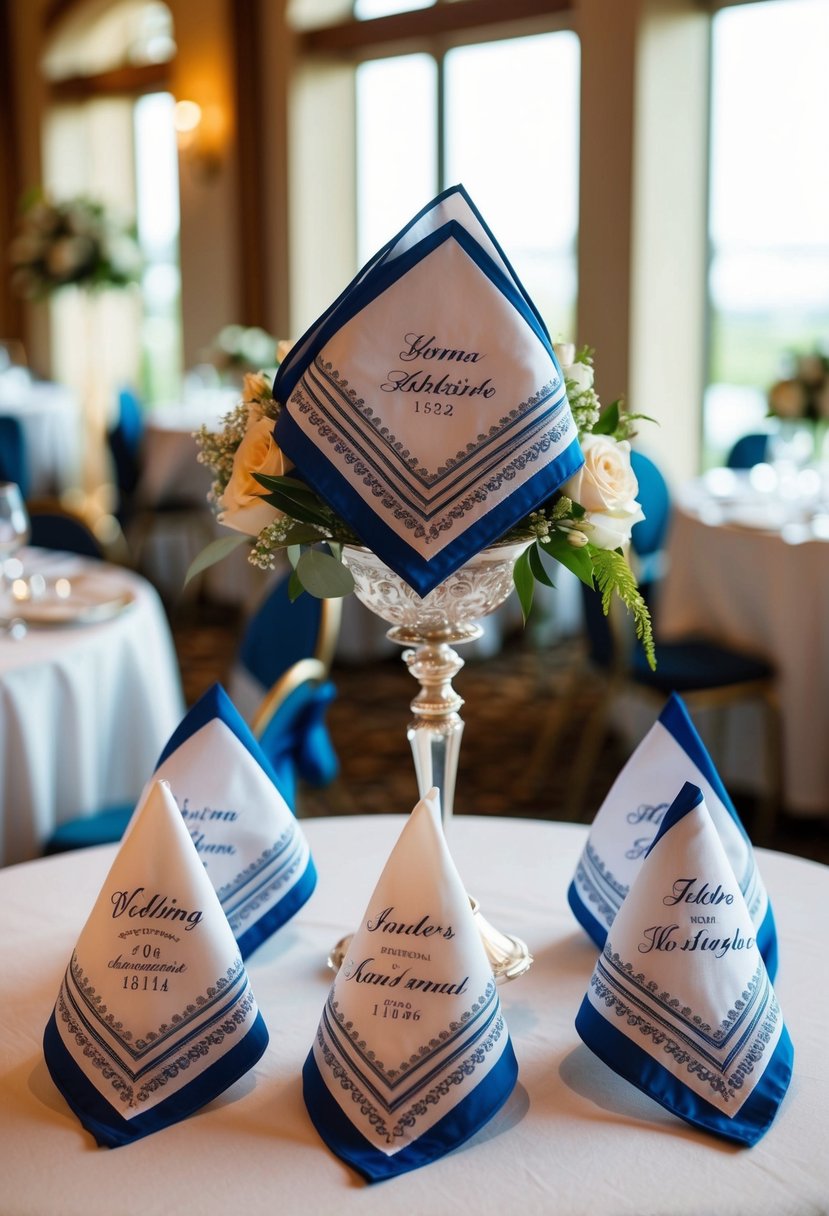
[43,573,343,853]
[726,432,770,470]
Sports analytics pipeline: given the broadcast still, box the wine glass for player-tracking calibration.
[0,482,31,612]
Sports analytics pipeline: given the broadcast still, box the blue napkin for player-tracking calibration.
[568,692,778,979]
[44,781,269,1147]
[147,682,316,958]
[303,789,519,1182]
[575,781,793,1146]
[274,184,582,596]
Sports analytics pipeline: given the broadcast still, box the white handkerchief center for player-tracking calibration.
[55,783,259,1118]
[290,238,570,559]
[314,795,508,1156]
[591,805,782,1114]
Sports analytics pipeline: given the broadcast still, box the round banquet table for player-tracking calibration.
[0,815,825,1216]
[659,470,829,818]
[0,550,185,867]
[0,378,82,495]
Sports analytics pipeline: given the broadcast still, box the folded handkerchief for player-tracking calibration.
[151,682,316,959]
[43,781,269,1147]
[568,692,778,979]
[576,781,793,1146]
[303,789,519,1181]
[274,184,583,596]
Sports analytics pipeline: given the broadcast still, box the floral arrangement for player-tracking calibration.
[203,324,284,377]
[767,349,829,422]
[8,190,142,300]
[194,343,655,666]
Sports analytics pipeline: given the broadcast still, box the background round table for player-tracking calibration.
[0,550,185,866]
[0,815,825,1216]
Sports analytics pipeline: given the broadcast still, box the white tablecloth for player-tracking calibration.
[0,814,825,1216]
[659,474,829,817]
[0,378,82,495]
[0,551,185,866]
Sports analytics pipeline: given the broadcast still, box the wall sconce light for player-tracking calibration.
[174,99,224,180]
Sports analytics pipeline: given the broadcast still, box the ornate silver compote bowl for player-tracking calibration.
[327,540,534,983]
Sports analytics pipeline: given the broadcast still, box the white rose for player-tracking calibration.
[553,342,576,367]
[565,360,594,394]
[218,417,293,536]
[561,434,645,550]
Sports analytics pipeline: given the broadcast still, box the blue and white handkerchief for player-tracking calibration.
[568,692,778,979]
[43,781,269,1147]
[576,782,793,1146]
[274,184,583,596]
[148,682,316,959]
[303,789,519,1181]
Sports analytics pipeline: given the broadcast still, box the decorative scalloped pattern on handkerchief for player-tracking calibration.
[43,782,269,1147]
[303,790,518,1181]
[568,692,778,979]
[149,683,316,959]
[576,782,793,1146]
[275,186,582,596]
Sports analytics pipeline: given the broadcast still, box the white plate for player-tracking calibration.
[11,576,135,626]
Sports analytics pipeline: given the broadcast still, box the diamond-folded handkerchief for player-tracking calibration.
[303,789,519,1181]
[568,692,778,978]
[43,780,269,1147]
[274,184,583,596]
[149,683,316,959]
[575,781,793,1146]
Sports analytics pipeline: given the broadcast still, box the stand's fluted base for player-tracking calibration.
[327,896,533,984]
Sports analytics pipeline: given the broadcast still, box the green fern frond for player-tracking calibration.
[591,548,656,670]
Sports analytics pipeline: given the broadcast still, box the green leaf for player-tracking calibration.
[592,399,620,435]
[259,488,331,527]
[282,524,326,546]
[512,549,535,624]
[295,548,356,598]
[528,543,556,588]
[286,544,301,569]
[183,533,248,586]
[288,569,304,602]
[591,548,656,670]
[540,533,595,587]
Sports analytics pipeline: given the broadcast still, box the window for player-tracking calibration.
[705,0,829,464]
[355,29,579,339]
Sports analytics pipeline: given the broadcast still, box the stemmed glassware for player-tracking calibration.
[0,482,31,626]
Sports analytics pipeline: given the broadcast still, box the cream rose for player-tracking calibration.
[562,434,645,550]
[218,417,293,536]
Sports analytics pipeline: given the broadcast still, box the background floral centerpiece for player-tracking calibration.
[202,324,285,381]
[195,344,655,666]
[8,190,142,300]
[767,348,829,422]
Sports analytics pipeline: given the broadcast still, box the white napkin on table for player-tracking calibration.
[303,789,519,1181]
[568,692,778,979]
[146,682,316,959]
[576,781,793,1146]
[43,781,269,1147]
[274,184,582,596]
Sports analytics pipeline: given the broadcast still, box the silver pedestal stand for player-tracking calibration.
[327,542,533,983]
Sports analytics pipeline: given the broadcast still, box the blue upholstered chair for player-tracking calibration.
[27,499,106,560]
[0,416,30,500]
[43,574,343,853]
[726,433,770,470]
[524,450,781,840]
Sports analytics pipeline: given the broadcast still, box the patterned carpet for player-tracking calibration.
[171,599,829,865]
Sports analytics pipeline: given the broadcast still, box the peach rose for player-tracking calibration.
[218,418,293,536]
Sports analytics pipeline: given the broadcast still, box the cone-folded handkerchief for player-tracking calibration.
[568,692,778,979]
[150,683,316,959]
[43,780,269,1147]
[576,781,793,1146]
[274,184,583,596]
[303,789,519,1181]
